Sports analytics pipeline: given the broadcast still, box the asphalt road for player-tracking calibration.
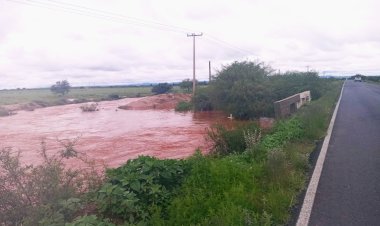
[309,81,380,225]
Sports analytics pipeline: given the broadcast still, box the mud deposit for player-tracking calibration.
[0,97,229,168]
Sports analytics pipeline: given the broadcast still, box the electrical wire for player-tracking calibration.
[5,0,256,57]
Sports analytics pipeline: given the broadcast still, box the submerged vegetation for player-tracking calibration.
[0,61,343,225]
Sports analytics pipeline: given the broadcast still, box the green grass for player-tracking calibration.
[0,86,153,106]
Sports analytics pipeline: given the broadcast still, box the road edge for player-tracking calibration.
[296,81,345,226]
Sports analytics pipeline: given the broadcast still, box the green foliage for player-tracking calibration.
[178,79,193,92]
[67,215,116,226]
[192,60,334,119]
[164,154,272,226]
[96,156,190,223]
[261,118,304,150]
[269,71,326,101]
[296,81,343,140]
[192,87,213,111]
[174,101,192,112]
[51,80,71,96]
[151,83,173,94]
[206,61,273,119]
[365,75,380,82]
[207,122,260,156]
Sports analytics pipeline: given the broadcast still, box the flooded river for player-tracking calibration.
[0,98,229,168]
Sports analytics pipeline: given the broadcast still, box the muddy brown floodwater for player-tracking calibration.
[0,98,230,168]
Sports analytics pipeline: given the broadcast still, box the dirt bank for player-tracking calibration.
[118,93,191,110]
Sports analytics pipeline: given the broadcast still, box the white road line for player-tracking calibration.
[296,82,345,226]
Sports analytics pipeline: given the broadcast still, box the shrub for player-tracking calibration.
[96,156,190,223]
[193,88,213,111]
[80,103,98,112]
[51,80,71,96]
[192,60,333,119]
[152,83,173,94]
[207,122,260,155]
[0,141,103,226]
[108,94,120,100]
[175,101,192,112]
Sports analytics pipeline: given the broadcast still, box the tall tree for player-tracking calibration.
[51,80,71,95]
[179,79,193,92]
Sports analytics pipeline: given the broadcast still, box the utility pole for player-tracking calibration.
[209,61,211,82]
[187,33,203,97]
[306,65,310,72]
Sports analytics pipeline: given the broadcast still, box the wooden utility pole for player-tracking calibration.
[187,33,203,97]
[209,61,211,82]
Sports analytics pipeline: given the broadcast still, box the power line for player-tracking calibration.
[204,34,256,56]
[5,0,193,34]
[5,0,256,57]
[46,0,194,33]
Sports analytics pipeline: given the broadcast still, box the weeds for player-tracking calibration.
[244,128,262,150]
[0,140,104,226]
[207,122,259,156]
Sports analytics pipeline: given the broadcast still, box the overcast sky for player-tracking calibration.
[1,0,380,89]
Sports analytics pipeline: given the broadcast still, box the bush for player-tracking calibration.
[51,80,71,96]
[96,156,190,223]
[152,83,173,94]
[0,142,103,226]
[108,94,120,100]
[192,88,213,111]
[207,122,260,156]
[192,60,333,119]
[80,103,98,112]
[175,101,192,112]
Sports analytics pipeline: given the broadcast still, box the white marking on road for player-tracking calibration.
[296,82,345,226]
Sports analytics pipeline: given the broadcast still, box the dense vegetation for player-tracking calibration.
[193,61,334,119]
[151,83,173,94]
[51,80,71,96]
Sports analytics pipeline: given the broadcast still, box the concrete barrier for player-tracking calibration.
[274,91,311,118]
